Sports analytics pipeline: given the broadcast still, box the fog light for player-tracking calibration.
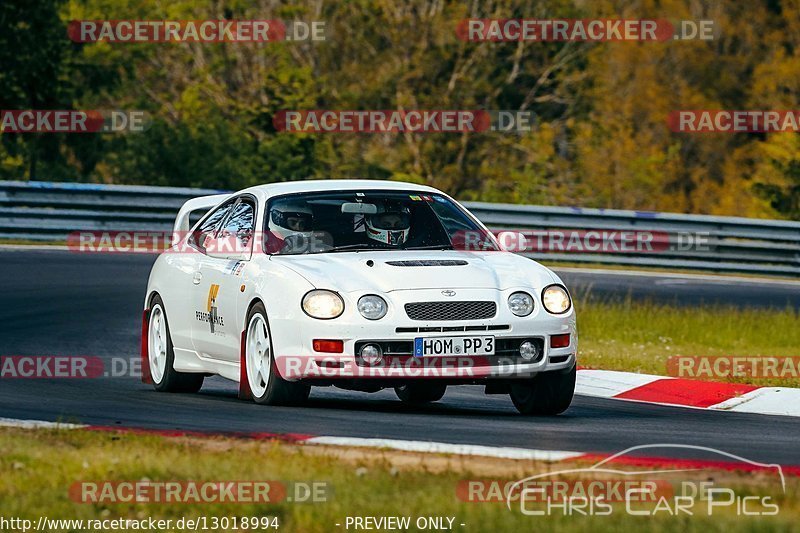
[360,344,383,365]
[519,341,538,361]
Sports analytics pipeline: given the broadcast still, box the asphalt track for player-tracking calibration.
[1,249,799,465]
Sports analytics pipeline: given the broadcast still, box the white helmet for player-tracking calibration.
[268,200,313,240]
[366,202,411,246]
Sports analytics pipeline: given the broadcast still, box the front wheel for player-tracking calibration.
[147,295,204,393]
[509,364,576,415]
[245,302,310,406]
[395,383,447,404]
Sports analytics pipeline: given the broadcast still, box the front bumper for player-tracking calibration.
[270,287,577,381]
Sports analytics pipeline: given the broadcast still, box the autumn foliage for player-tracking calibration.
[1,0,798,219]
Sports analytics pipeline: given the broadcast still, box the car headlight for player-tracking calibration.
[541,284,571,314]
[302,290,345,319]
[507,292,534,317]
[358,295,388,320]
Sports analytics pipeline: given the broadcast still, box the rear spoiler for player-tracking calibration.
[172,194,230,245]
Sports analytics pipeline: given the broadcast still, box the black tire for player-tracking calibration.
[148,295,204,393]
[245,302,310,406]
[509,364,576,415]
[395,383,447,404]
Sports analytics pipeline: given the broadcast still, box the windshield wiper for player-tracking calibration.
[402,244,454,250]
[325,244,386,253]
[323,243,454,253]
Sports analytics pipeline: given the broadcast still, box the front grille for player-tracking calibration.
[404,301,497,321]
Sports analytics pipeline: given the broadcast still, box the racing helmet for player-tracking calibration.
[268,200,314,240]
[365,202,411,246]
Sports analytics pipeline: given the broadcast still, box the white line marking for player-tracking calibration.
[0,417,85,429]
[0,244,71,251]
[575,369,665,398]
[710,388,800,417]
[306,436,586,461]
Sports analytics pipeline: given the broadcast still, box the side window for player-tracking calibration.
[190,199,235,253]
[218,198,256,253]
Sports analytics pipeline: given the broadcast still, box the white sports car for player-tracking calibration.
[142,180,577,415]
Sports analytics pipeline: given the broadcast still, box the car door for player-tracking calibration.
[163,197,239,352]
[191,196,256,362]
[185,198,236,356]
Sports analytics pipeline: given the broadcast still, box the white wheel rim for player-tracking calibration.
[148,304,168,383]
[246,313,271,397]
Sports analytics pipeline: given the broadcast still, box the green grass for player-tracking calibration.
[0,428,797,532]
[577,295,800,387]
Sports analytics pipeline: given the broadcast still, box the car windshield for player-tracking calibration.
[264,190,498,255]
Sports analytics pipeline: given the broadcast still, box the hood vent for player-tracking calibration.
[385,260,468,267]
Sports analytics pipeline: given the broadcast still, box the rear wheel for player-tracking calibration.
[509,364,575,415]
[148,295,204,393]
[245,302,310,406]
[395,383,447,404]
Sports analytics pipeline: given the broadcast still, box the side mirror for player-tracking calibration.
[495,230,528,252]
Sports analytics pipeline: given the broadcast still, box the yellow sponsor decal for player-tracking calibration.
[207,284,220,312]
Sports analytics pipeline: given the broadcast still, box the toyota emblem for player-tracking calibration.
[441,290,456,297]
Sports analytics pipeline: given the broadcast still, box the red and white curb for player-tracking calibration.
[576,369,800,417]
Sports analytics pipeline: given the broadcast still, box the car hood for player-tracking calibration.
[270,251,558,293]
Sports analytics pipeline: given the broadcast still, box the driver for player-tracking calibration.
[267,200,314,253]
[365,202,411,246]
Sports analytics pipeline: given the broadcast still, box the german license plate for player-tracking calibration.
[414,336,495,357]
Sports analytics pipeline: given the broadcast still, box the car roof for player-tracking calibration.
[240,179,442,197]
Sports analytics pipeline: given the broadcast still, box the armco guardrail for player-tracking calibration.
[466,202,800,276]
[0,181,223,239]
[1,180,799,277]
